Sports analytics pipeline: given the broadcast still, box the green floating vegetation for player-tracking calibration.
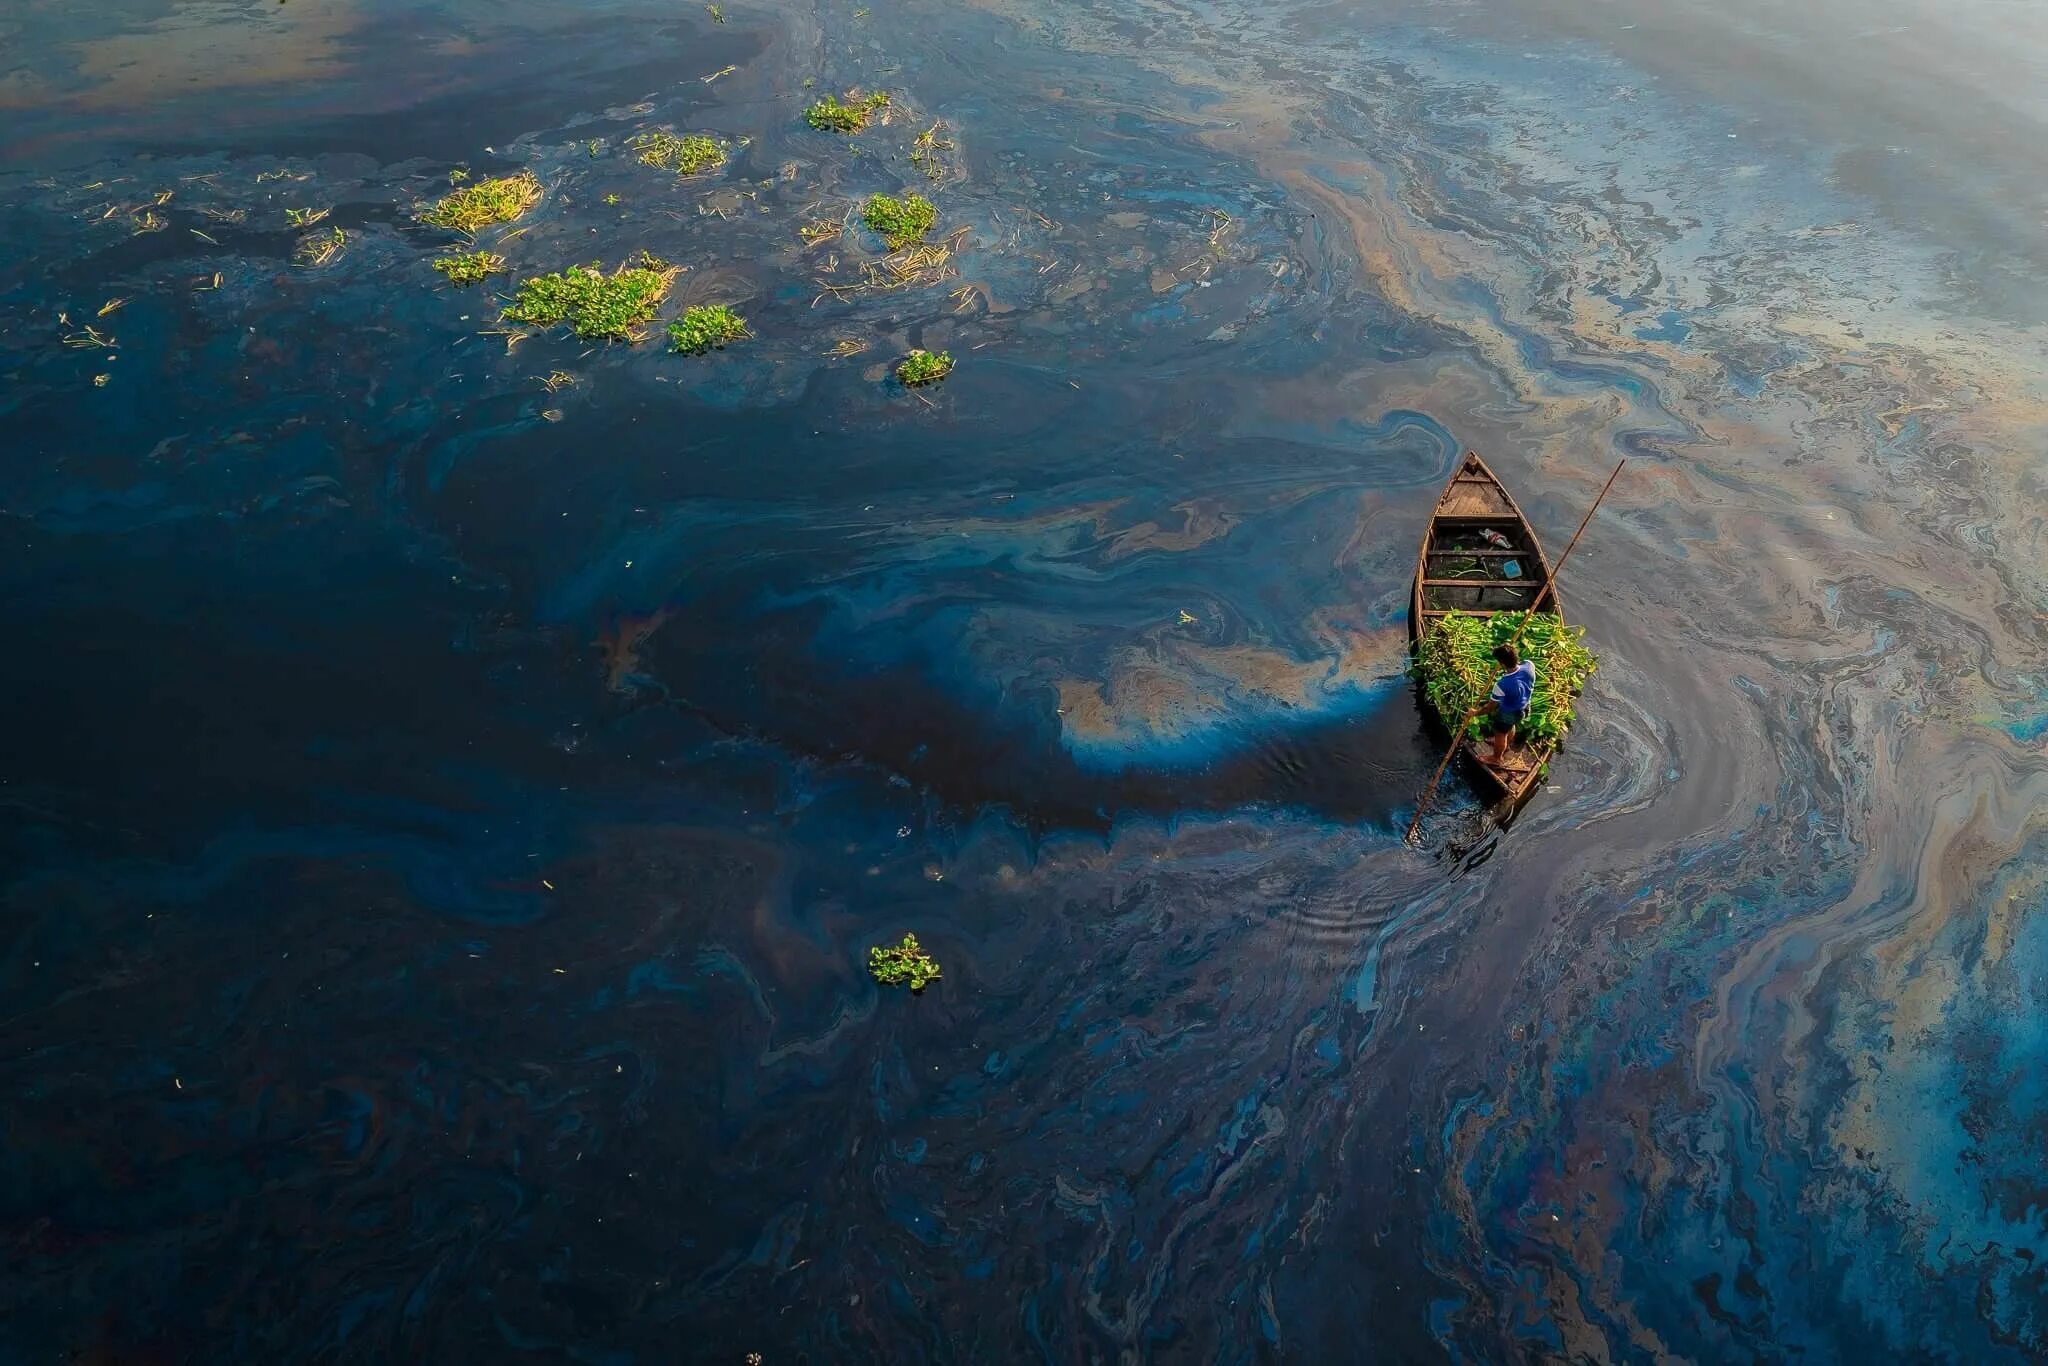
[502,254,680,341]
[419,170,543,233]
[1413,610,1598,745]
[430,250,506,286]
[668,303,750,354]
[862,191,936,248]
[895,348,953,386]
[869,933,941,991]
[805,90,890,133]
[631,130,728,176]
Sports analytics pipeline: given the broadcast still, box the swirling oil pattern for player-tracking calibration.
[2,0,2044,1358]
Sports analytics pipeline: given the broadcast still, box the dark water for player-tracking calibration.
[5,0,2046,1359]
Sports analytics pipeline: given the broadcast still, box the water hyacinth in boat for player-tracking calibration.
[1413,610,1597,744]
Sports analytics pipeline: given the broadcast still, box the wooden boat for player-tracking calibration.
[1409,450,1561,808]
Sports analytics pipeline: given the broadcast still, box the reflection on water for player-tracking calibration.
[3,0,2044,1358]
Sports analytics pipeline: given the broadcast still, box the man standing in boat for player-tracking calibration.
[1480,643,1537,764]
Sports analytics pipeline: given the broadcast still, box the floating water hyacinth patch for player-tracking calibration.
[502,254,680,341]
[861,191,936,248]
[419,171,542,233]
[895,348,953,385]
[667,303,749,354]
[429,250,505,286]
[868,933,941,991]
[805,90,890,133]
[631,130,728,176]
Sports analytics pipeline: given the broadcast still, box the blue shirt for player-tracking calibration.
[1491,661,1537,719]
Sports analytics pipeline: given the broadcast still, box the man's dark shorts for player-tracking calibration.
[1485,711,1524,737]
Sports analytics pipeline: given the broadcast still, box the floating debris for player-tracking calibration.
[448,167,470,185]
[815,226,967,300]
[419,171,542,234]
[826,336,869,357]
[97,298,129,318]
[93,373,111,387]
[538,370,577,393]
[706,3,725,20]
[667,303,750,354]
[798,218,844,246]
[190,228,219,244]
[284,206,330,228]
[198,206,247,223]
[909,121,956,181]
[631,130,728,176]
[1205,207,1234,254]
[862,191,936,248]
[481,326,533,354]
[805,90,890,133]
[131,210,166,234]
[294,226,348,267]
[502,254,681,341]
[702,64,739,84]
[62,324,117,349]
[430,250,507,286]
[895,349,953,386]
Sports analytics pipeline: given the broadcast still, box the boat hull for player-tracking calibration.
[1410,451,1562,808]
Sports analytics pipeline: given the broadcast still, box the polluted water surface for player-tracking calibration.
[2,0,2046,1360]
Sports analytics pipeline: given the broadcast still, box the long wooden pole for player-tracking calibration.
[1404,458,1627,845]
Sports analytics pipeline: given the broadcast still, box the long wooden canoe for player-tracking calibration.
[1409,450,1561,808]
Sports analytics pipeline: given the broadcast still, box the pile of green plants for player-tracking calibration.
[895,349,953,386]
[1413,610,1598,745]
[805,90,890,133]
[862,192,936,248]
[869,933,941,991]
[502,254,679,341]
[668,304,750,354]
[419,171,543,233]
[429,250,506,286]
[631,130,728,175]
